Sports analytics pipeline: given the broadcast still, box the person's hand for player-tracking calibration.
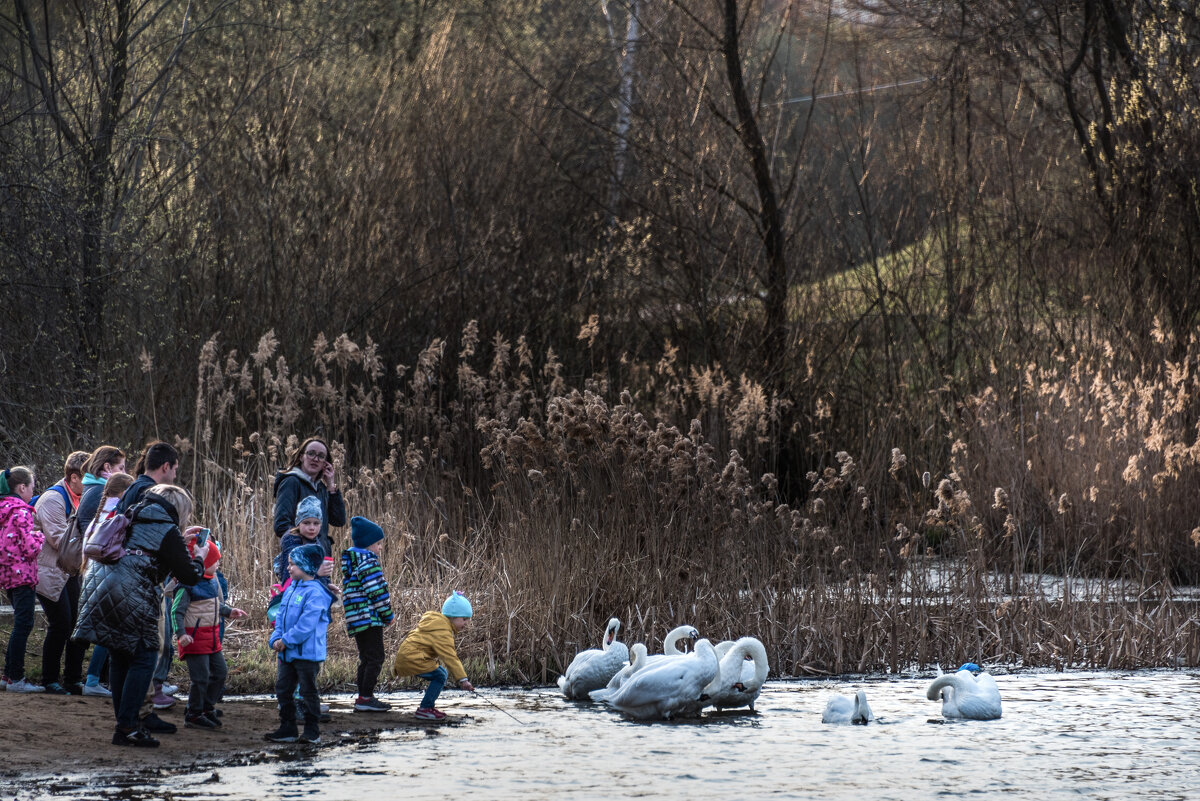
[193,540,211,562]
[183,525,202,544]
[230,608,248,620]
[459,679,475,692]
[177,634,194,648]
[272,639,286,653]
[321,460,336,491]
[317,559,334,578]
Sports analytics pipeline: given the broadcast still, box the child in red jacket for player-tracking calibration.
[171,541,247,729]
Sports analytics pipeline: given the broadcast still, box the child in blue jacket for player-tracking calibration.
[264,544,334,745]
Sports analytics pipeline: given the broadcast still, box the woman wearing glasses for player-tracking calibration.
[271,437,347,559]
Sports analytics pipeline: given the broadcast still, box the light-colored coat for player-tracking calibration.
[33,482,71,601]
[392,611,467,682]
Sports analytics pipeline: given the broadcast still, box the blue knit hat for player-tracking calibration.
[441,591,473,618]
[295,495,323,524]
[289,543,324,578]
[351,516,385,549]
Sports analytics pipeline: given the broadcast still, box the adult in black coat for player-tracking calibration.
[272,436,346,558]
[75,484,208,747]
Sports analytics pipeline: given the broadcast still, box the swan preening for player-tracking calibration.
[822,689,874,724]
[708,637,770,710]
[557,618,629,699]
[926,665,1002,720]
[589,625,700,702]
[600,638,721,719]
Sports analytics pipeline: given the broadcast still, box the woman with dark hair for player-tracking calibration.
[272,437,346,558]
[75,484,208,747]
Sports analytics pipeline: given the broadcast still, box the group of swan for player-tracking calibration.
[822,663,1002,725]
[558,619,769,720]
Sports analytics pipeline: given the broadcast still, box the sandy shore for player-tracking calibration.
[0,688,462,785]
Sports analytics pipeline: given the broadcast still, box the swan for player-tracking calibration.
[926,665,1002,720]
[589,625,698,701]
[588,643,649,702]
[601,638,720,720]
[557,617,629,699]
[706,636,769,710]
[822,689,874,724]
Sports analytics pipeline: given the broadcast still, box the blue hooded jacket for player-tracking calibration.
[268,578,334,662]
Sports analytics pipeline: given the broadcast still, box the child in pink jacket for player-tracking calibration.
[1,466,45,692]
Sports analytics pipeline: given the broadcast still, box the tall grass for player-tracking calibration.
[183,325,1199,688]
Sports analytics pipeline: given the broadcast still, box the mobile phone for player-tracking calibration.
[196,528,210,546]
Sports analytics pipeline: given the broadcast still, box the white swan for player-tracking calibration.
[926,666,1002,720]
[601,638,720,720]
[822,689,874,724]
[588,643,649,702]
[589,625,699,701]
[707,636,769,710]
[557,618,629,699]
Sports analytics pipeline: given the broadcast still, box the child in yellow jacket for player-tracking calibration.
[392,591,476,720]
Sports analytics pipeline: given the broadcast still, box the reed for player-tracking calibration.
[173,325,1200,690]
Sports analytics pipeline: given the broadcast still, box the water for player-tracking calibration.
[29,671,1200,799]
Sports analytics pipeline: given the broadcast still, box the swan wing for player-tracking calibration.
[822,694,853,723]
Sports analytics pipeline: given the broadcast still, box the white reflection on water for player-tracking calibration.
[44,671,1200,800]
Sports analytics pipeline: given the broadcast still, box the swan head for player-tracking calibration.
[604,617,622,646]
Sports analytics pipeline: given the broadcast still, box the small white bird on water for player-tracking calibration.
[926,663,1002,720]
[557,618,629,700]
[822,689,874,724]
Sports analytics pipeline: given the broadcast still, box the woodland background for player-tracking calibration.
[3,1,1199,678]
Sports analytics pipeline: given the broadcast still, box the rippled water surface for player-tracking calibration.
[41,671,1200,799]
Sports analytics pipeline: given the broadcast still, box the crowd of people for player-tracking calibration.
[1,437,476,749]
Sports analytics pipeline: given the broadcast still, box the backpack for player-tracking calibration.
[266,578,292,630]
[55,510,87,575]
[83,500,141,565]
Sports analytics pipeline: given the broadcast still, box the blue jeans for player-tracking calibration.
[418,665,448,709]
[85,645,109,685]
[4,585,36,679]
[109,647,158,730]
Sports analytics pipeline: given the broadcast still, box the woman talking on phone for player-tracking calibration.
[272,437,346,560]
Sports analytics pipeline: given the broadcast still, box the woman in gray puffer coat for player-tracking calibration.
[75,484,209,748]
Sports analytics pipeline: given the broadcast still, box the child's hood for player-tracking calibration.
[341,547,379,571]
[0,495,33,528]
[274,467,319,495]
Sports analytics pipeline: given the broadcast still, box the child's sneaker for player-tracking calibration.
[354,696,391,712]
[298,729,321,745]
[185,712,218,729]
[151,689,177,709]
[6,678,45,693]
[264,724,298,743]
[202,708,223,727]
[82,683,112,697]
[161,682,180,696]
[141,713,177,734]
[414,707,446,720]
[43,682,71,695]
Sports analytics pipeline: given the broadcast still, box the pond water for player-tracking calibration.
[34,671,1200,799]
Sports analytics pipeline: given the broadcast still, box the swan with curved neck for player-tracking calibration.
[926,666,1002,720]
[706,637,769,710]
[588,643,649,702]
[558,618,629,700]
[589,624,700,701]
[601,638,720,720]
[822,689,874,724]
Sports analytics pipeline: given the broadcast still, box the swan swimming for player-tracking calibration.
[706,637,769,710]
[589,625,699,702]
[601,638,720,720]
[822,689,874,724]
[926,664,1002,720]
[557,618,629,700]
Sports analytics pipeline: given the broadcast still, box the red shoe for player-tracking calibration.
[414,707,446,720]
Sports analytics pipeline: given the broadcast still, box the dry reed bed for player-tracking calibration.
[181,327,1199,689]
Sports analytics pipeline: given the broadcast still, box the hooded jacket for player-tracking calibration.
[170,575,233,656]
[340,547,394,636]
[271,468,346,556]
[74,494,205,654]
[0,495,43,590]
[392,611,467,682]
[268,578,334,662]
[32,480,73,601]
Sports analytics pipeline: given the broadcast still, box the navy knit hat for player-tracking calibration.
[289,543,324,578]
[351,516,385,549]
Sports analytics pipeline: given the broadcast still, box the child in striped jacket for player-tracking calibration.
[340,516,394,712]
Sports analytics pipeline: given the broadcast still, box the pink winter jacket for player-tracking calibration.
[0,495,43,590]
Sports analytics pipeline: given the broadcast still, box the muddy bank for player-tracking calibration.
[0,689,467,787]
